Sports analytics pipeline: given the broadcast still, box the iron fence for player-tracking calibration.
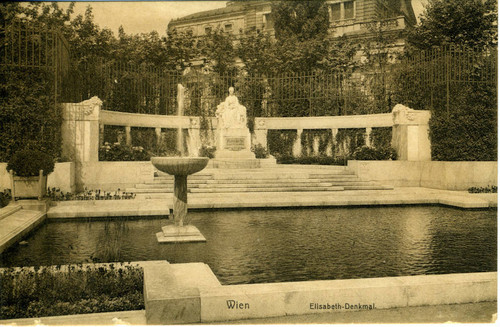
[394,44,497,112]
[2,25,494,119]
[63,59,182,115]
[0,23,71,107]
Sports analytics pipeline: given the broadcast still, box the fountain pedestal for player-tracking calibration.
[151,157,209,243]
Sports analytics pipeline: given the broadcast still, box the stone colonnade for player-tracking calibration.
[62,97,431,170]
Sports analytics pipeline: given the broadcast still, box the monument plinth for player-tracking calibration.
[215,87,255,159]
[151,157,209,243]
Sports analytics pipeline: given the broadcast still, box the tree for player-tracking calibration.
[197,28,237,75]
[271,0,329,41]
[408,0,497,49]
[165,28,198,71]
[69,6,114,63]
[237,30,278,75]
[270,0,331,73]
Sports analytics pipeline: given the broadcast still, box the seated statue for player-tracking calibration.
[216,87,247,129]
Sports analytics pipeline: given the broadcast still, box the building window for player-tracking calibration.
[331,3,341,21]
[224,23,233,33]
[263,13,274,30]
[329,1,355,22]
[344,1,354,19]
[204,26,212,34]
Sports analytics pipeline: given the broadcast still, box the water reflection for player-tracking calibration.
[0,207,496,285]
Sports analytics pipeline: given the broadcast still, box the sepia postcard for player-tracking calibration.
[0,0,497,325]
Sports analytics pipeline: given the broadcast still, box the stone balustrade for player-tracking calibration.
[61,97,431,170]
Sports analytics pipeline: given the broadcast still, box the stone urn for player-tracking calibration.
[151,157,209,242]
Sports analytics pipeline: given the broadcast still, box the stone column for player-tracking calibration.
[391,104,431,161]
[177,84,185,155]
[61,97,102,163]
[330,128,338,157]
[155,127,162,146]
[61,96,102,191]
[125,126,132,146]
[365,127,372,147]
[253,118,268,149]
[188,118,201,157]
[293,129,303,157]
[99,123,105,146]
[173,175,188,226]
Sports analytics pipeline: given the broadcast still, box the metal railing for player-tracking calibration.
[0,23,71,109]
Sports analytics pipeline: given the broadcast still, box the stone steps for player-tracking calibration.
[0,208,45,254]
[134,179,378,190]
[134,167,393,194]
[190,186,345,193]
[0,204,22,220]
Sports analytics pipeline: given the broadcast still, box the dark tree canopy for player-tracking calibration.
[408,0,497,49]
[271,0,329,41]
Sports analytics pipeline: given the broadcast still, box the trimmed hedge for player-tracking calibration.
[6,149,55,176]
[429,83,497,161]
[353,146,397,160]
[0,66,61,162]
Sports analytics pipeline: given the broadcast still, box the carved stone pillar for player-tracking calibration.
[253,118,268,149]
[61,96,102,191]
[391,104,431,161]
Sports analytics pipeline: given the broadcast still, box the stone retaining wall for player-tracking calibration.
[144,261,497,324]
[0,162,75,193]
[348,160,498,190]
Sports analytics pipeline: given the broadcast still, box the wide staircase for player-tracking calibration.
[127,166,393,196]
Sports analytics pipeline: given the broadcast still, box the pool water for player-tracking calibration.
[0,206,496,285]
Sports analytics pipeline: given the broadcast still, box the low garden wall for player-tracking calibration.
[348,160,498,190]
[0,162,75,193]
[144,261,497,324]
[79,161,154,191]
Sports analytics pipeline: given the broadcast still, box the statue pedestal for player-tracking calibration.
[215,127,255,159]
[156,225,206,243]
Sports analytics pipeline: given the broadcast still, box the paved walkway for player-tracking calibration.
[1,302,496,325]
[46,188,497,220]
[185,187,497,209]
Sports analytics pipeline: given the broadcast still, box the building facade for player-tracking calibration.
[168,0,416,39]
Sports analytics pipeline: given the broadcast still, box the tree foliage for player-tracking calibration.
[271,0,329,41]
[408,0,497,49]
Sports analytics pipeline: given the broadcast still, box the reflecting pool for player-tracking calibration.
[0,206,496,285]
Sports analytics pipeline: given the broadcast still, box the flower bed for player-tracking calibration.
[0,263,144,319]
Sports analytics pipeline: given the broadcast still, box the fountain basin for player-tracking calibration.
[150,157,209,243]
[151,157,209,176]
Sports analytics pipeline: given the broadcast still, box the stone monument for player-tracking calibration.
[215,87,255,159]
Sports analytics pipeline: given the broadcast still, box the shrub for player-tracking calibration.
[0,189,11,208]
[335,129,366,157]
[252,144,269,159]
[99,143,150,161]
[268,130,296,158]
[353,146,397,160]
[468,186,497,193]
[301,130,334,157]
[0,66,61,162]
[429,83,497,161]
[370,127,392,149]
[6,149,55,176]
[199,145,216,158]
[277,155,346,166]
[0,264,144,319]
